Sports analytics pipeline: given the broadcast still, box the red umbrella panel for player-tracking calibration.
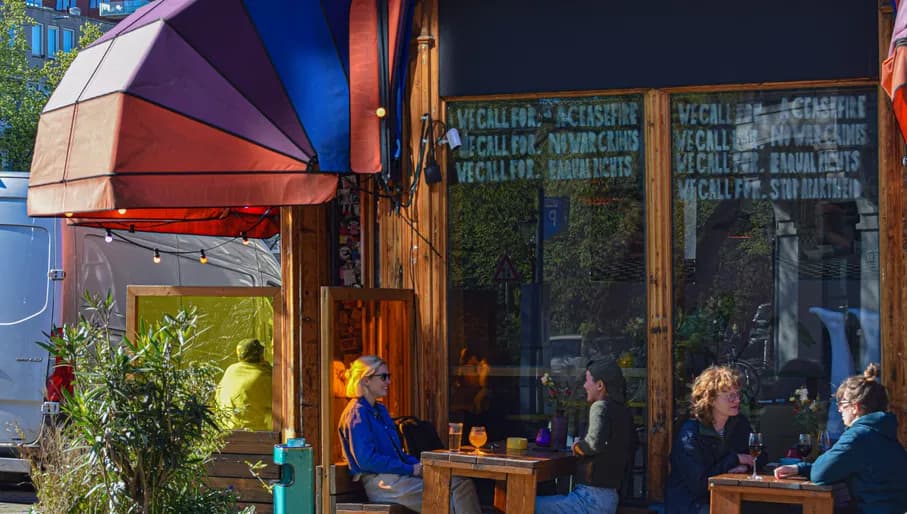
[883,5,907,143]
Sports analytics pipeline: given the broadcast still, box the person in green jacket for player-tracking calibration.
[774,363,907,514]
[535,359,635,514]
[216,338,273,431]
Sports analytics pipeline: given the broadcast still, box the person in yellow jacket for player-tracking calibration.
[216,338,272,431]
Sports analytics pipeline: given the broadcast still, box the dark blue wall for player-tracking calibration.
[439,0,878,97]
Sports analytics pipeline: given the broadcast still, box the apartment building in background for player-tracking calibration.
[24,0,134,66]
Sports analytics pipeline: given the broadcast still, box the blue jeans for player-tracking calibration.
[361,473,481,514]
[535,484,619,514]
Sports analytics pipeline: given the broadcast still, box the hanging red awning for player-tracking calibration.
[68,207,281,239]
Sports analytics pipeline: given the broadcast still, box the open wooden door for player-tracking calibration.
[318,287,415,508]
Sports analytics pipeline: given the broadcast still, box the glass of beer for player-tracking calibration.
[469,426,487,454]
[748,432,764,480]
[448,422,463,452]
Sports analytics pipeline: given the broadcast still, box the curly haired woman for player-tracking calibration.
[666,365,763,514]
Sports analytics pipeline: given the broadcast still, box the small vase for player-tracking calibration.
[551,410,568,450]
[535,426,551,447]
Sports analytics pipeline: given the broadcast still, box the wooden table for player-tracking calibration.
[709,473,834,514]
[421,448,577,513]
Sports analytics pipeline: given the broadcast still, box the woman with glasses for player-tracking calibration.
[666,365,762,514]
[774,363,907,514]
[338,355,481,513]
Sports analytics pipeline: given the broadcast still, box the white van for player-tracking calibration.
[0,171,281,473]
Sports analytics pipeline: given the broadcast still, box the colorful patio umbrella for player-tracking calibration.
[28,0,414,237]
[883,4,907,144]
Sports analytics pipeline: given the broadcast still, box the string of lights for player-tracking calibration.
[99,208,271,264]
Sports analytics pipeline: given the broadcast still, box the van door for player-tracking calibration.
[0,173,62,446]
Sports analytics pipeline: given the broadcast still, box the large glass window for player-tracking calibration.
[448,94,648,498]
[670,87,879,451]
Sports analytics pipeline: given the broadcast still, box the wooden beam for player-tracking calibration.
[878,2,907,443]
[281,205,331,454]
[644,89,673,501]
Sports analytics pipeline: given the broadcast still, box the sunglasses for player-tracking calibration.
[369,373,391,381]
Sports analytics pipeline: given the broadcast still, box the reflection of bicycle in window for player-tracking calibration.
[718,303,771,404]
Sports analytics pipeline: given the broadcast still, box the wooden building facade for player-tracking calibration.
[289,0,906,506]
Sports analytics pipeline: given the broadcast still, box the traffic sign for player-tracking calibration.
[493,255,520,282]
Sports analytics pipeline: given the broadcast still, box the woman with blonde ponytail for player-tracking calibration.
[337,356,481,513]
[774,364,907,513]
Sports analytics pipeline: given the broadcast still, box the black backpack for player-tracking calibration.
[393,416,444,459]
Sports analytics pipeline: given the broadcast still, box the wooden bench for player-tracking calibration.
[206,431,280,514]
[317,463,414,514]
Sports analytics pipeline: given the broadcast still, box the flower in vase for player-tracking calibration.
[789,385,828,435]
[540,372,576,413]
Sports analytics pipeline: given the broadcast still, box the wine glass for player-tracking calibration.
[818,430,832,454]
[748,432,764,480]
[468,426,487,454]
[796,433,812,460]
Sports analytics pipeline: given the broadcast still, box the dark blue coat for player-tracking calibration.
[796,412,907,514]
[665,415,761,514]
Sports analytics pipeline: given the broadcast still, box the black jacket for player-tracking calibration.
[665,415,765,514]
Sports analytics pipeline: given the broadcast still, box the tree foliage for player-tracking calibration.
[0,0,103,170]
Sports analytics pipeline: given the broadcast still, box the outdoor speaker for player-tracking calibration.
[424,159,442,185]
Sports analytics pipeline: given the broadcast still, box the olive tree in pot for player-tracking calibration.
[31,292,254,513]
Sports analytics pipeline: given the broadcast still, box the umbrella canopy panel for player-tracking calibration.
[28,0,414,236]
[884,5,907,144]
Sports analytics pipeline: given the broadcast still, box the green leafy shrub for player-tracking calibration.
[30,292,253,513]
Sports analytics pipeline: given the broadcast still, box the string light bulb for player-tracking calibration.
[104,229,113,243]
[117,208,127,215]
[153,249,161,264]
[241,232,250,245]
[199,249,208,264]
[375,106,387,118]
[64,212,73,218]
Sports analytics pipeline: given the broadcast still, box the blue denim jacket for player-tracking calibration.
[338,397,418,476]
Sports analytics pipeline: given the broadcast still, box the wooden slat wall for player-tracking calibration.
[206,431,280,514]
[877,1,907,443]
[377,0,445,434]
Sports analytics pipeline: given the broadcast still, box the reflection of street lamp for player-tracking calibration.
[516,188,545,414]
